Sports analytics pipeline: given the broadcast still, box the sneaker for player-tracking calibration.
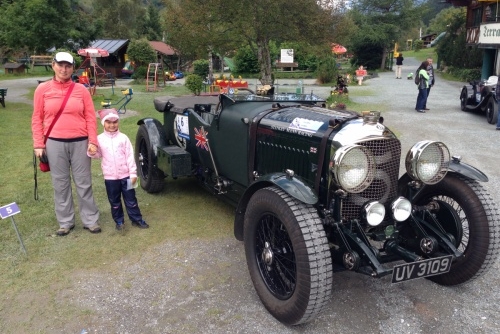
[84,224,102,233]
[57,225,75,236]
[132,220,149,229]
[116,222,125,231]
[496,127,500,130]
[417,110,426,113]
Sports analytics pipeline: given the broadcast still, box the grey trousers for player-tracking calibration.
[46,139,99,228]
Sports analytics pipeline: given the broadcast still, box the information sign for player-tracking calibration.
[0,202,21,219]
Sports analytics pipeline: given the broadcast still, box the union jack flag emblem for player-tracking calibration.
[194,126,209,151]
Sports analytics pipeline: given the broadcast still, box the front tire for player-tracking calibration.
[135,125,165,193]
[413,174,500,285]
[243,187,333,325]
[485,97,499,124]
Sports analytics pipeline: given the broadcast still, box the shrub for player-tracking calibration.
[193,59,209,78]
[414,39,424,52]
[446,67,481,82]
[132,66,147,80]
[316,56,338,84]
[234,45,260,73]
[185,74,203,95]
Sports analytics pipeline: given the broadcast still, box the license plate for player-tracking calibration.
[391,255,453,283]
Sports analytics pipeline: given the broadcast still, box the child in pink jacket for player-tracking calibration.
[90,108,149,230]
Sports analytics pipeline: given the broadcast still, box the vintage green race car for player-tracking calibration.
[135,91,499,325]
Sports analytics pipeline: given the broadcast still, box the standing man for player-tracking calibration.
[395,53,404,79]
[423,57,435,111]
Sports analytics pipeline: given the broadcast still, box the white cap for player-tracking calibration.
[99,108,120,125]
[53,52,74,65]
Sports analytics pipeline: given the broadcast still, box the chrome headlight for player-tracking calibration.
[363,201,385,226]
[405,141,450,185]
[391,197,411,221]
[331,145,375,193]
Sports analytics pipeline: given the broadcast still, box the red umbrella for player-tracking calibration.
[77,48,109,57]
[332,43,347,55]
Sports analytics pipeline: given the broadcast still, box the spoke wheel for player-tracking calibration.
[244,186,332,325]
[412,174,500,285]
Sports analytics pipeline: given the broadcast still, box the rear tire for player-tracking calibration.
[244,186,333,325]
[485,97,499,124]
[460,87,467,111]
[135,125,165,193]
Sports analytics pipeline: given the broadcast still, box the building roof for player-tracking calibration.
[4,62,25,69]
[149,41,176,56]
[90,39,129,54]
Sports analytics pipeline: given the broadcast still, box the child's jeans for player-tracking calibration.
[104,178,143,224]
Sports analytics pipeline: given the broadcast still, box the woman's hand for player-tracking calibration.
[34,148,45,158]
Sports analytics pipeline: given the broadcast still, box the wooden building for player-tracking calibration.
[86,39,129,77]
[447,0,500,78]
[3,62,26,74]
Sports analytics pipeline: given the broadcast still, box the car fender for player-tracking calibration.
[398,159,488,196]
[233,172,318,241]
[448,158,489,182]
[137,118,168,157]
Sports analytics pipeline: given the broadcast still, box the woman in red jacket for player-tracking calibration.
[32,52,101,236]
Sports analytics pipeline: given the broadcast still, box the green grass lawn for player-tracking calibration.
[0,82,236,331]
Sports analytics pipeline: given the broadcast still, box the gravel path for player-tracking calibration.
[11,61,500,333]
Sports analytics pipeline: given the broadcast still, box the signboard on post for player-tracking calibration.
[478,23,500,45]
[281,49,294,63]
[1,202,26,255]
[0,202,20,219]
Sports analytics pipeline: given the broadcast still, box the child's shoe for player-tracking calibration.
[132,220,149,229]
[116,222,125,231]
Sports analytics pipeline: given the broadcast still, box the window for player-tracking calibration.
[485,4,499,22]
[473,7,483,26]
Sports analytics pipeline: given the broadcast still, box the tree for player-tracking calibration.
[126,38,156,67]
[92,0,146,39]
[0,0,73,54]
[65,0,103,50]
[436,7,482,70]
[349,0,421,69]
[164,0,243,82]
[221,0,334,84]
[164,0,334,85]
[0,0,102,56]
[428,6,464,35]
[138,3,164,41]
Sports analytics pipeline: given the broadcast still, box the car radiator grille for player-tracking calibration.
[256,141,312,179]
[341,138,401,221]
